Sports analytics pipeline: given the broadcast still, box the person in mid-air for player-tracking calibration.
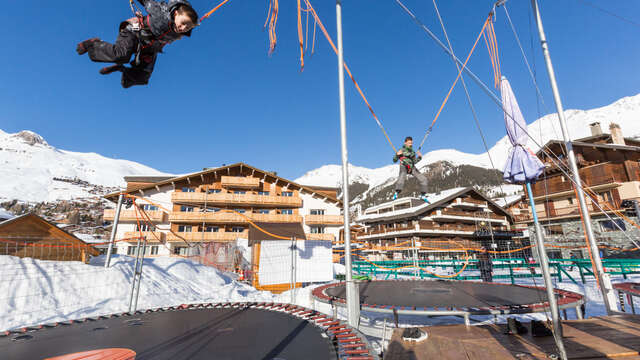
[76,0,198,88]
[392,136,430,203]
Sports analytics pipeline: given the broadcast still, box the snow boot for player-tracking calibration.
[76,38,100,55]
[99,64,125,75]
[420,194,430,204]
[393,192,398,200]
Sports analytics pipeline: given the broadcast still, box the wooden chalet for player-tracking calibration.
[0,213,99,263]
[356,187,525,260]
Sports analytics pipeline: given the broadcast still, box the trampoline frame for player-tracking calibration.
[1,302,378,360]
[313,280,585,323]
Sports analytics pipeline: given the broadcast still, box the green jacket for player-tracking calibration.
[393,145,422,170]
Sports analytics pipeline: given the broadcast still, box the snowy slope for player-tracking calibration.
[0,130,170,202]
[0,255,277,331]
[296,93,640,188]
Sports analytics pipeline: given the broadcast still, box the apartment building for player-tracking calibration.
[515,122,640,258]
[103,163,343,257]
[355,187,523,261]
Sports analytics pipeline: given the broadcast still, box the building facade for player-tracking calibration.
[103,163,343,258]
[515,122,640,259]
[355,187,524,261]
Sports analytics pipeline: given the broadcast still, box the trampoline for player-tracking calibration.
[0,302,377,360]
[313,280,584,322]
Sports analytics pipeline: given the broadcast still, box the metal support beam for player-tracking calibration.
[105,193,124,268]
[335,0,359,328]
[531,0,617,314]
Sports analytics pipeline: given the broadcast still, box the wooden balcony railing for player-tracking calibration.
[514,201,622,222]
[436,208,504,220]
[171,192,302,208]
[305,214,344,226]
[123,231,166,242]
[452,198,487,206]
[220,176,261,189]
[305,233,335,241]
[104,209,165,222]
[531,162,627,197]
[166,231,249,242]
[168,211,302,224]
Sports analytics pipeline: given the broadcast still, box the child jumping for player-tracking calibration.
[392,136,430,203]
[76,0,198,88]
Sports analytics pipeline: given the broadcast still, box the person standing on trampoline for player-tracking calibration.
[392,137,430,203]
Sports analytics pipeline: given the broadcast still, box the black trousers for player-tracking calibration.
[87,26,157,88]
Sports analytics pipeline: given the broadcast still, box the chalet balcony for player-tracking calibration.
[104,209,165,222]
[168,211,302,224]
[220,176,261,189]
[166,231,248,242]
[430,208,506,223]
[305,214,343,226]
[123,231,166,242]
[450,198,488,209]
[171,192,302,208]
[531,162,627,198]
[514,201,622,222]
[357,221,478,240]
[305,233,335,241]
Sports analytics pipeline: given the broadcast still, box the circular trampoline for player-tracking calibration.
[0,302,377,360]
[313,280,584,317]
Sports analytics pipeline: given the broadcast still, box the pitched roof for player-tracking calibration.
[105,163,341,205]
[0,213,99,255]
[357,187,513,223]
[537,139,640,156]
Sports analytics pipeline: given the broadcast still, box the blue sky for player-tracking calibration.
[1,0,639,180]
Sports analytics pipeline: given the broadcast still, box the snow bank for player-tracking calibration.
[0,255,276,331]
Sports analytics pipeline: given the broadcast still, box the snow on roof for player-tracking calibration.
[494,194,524,207]
[0,208,14,221]
[357,187,468,222]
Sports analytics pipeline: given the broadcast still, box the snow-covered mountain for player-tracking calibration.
[0,130,169,202]
[296,93,640,189]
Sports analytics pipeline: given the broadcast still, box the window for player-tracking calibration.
[208,189,221,194]
[281,209,293,215]
[258,191,270,196]
[281,191,293,197]
[205,226,219,232]
[150,246,159,255]
[234,191,246,194]
[206,207,221,212]
[310,226,325,234]
[181,187,195,193]
[180,205,194,212]
[135,224,150,232]
[543,224,564,236]
[600,191,613,203]
[127,246,138,255]
[142,204,158,211]
[235,209,246,214]
[600,219,626,232]
[256,209,270,214]
[231,227,245,233]
[178,225,192,232]
[567,197,573,205]
[310,209,325,215]
[173,247,188,256]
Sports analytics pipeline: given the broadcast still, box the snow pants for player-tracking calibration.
[87,25,157,88]
[394,165,429,193]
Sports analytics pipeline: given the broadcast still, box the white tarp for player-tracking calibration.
[258,240,332,286]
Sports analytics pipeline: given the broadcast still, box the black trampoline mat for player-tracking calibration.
[325,280,549,308]
[0,308,338,360]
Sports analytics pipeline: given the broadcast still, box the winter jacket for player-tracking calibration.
[130,0,195,52]
[393,145,422,171]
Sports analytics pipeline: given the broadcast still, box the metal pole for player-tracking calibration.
[128,236,142,312]
[290,236,297,304]
[336,0,359,328]
[132,237,147,312]
[526,183,568,360]
[105,193,124,268]
[531,0,617,313]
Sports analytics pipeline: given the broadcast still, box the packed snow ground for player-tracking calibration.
[0,255,277,332]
